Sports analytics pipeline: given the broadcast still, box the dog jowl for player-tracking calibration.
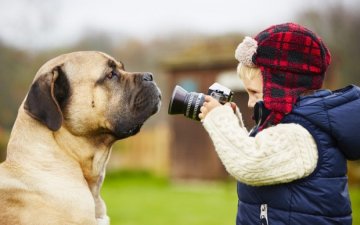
[0,51,161,225]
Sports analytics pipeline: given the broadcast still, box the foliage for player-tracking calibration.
[0,44,32,129]
[298,3,360,88]
[0,128,9,161]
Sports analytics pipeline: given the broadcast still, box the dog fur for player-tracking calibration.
[0,51,161,225]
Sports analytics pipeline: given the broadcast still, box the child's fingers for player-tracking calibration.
[230,102,237,112]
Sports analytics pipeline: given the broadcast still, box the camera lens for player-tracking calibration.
[168,85,205,121]
[184,92,205,120]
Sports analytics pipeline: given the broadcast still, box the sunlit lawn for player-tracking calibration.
[102,171,360,225]
[352,187,360,225]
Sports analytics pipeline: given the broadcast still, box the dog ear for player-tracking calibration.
[24,65,70,131]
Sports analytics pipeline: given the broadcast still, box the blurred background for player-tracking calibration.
[0,0,360,224]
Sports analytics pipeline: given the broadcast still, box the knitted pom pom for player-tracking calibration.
[235,36,258,67]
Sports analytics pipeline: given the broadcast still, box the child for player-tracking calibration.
[199,23,360,225]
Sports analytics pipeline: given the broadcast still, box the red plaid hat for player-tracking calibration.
[235,23,331,128]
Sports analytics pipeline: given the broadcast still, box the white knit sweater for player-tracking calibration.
[202,105,318,186]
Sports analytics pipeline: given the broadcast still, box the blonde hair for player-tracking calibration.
[237,63,262,81]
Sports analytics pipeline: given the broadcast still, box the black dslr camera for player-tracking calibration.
[168,82,234,121]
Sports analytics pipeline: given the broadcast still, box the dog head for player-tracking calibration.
[24,51,161,141]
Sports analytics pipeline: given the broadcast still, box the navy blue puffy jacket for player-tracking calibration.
[236,85,360,225]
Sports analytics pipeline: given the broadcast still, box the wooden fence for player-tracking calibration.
[107,123,170,176]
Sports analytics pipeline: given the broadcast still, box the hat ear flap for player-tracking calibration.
[24,65,69,131]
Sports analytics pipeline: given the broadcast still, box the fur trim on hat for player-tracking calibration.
[235,36,258,67]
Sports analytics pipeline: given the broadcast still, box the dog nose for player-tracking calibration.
[142,73,153,82]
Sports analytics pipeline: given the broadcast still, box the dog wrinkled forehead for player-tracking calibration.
[33,51,117,81]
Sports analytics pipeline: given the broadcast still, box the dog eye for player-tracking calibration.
[106,70,119,80]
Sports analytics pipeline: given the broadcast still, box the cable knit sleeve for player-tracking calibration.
[202,105,318,186]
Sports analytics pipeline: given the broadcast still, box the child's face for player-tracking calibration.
[242,74,263,108]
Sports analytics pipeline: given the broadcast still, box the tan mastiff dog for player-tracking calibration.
[0,51,161,225]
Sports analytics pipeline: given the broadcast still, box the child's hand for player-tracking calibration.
[228,102,238,113]
[199,95,221,121]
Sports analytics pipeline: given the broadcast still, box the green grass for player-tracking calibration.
[101,171,237,225]
[351,187,360,225]
[102,171,360,225]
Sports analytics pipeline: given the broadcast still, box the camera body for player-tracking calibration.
[168,82,233,121]
[207,83,233,105]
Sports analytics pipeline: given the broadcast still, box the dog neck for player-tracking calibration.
[7,108,112,185]
[53,126,112,184]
